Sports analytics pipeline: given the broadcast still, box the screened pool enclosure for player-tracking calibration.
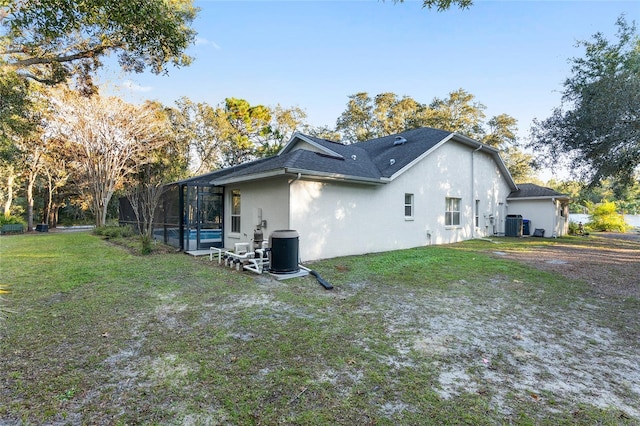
[119,172,224,251]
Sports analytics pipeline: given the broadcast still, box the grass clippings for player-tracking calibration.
[0,232,638,425]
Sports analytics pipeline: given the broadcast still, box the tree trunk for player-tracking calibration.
[44,173,53,225]
[96,195,111,227]
[3,171,15,218]
[100,207,108,227]
[26,172,35,231]
[95,202,103,227]
[48,202,60,228]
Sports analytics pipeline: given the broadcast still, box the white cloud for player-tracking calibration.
[195,37,221,50]
[121,80,153,93]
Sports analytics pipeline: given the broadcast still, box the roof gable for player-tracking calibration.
[279,133,344,159]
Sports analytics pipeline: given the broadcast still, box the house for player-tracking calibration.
[121,127,569,260]
[206,127,518,261]
[506,183,570,237]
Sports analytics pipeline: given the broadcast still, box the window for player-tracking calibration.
[445,197,461,226]
[475,199,480,227]
[231,190,241,233]
[404,193,414,218]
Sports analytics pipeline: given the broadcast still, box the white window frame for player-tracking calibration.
[230,190,241,235]
[445,197,461,227]
[404,193,414,220]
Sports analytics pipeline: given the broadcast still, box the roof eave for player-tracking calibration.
[285,168,386,185]
[507,195,571,201]
[211,167,386,186]
[211,169,288,185]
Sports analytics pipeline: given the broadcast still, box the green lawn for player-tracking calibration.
[1,232,638,425]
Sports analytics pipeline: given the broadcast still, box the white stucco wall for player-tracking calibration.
[507,199,569,237]
[471,147,512,238]
[290,141,513,261]
[223,177,291,248]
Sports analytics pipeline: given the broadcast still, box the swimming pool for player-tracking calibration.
[152,227,223,250]
[187,229,222,241]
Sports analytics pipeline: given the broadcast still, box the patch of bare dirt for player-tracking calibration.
[367,288,639,419]
[501,234,640,298]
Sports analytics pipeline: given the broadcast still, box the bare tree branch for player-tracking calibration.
[6,43,116,68]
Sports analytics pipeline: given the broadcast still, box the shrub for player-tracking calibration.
[94,225,134,239]
[569,221,592,235]
[568,221,579,235]
[120,226,134,238]
[0,215,25,226]
[587,201,629,232]
[140,235,153,255]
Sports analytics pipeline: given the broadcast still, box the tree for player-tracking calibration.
[1,0,197,90]
[20,135,46,231]
[480,113,537,183]
[335,90,521,149]
[394,0,473,12]
[223,98,273,166]
[587,201,629,232]
[217,98,306,166]
[428,89,486,139]
[547,179,586,213]
[482,114,517,148]
[2,0,198,223]
[261,104,307,157]
[530,16,640,195]
[125,101,189,252]
[336,90,536,180]
[10,85,51,231]
[0,67,34,218]
[501,147,538,184]
[0,161,19,218]
[549,178,640,215]
[373,93,424,137]
[47,90,171,227]
[0,68,33,143]
[171,97,307,173]
[40,139,71,227]
[302,125,342,142]
[170,97,228,175]
[336,93,377,143]
[336,92,427,143]
[336,89,512,144]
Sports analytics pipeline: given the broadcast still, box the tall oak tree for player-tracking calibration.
[530,16,640,194]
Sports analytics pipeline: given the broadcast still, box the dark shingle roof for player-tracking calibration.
[208,127,514,188]
[508,183,569,199]
[357,128,452,177]
[172,156,274,185]
[210,146,382,183]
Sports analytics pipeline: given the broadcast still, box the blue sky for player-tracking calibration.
[103,0,638,144]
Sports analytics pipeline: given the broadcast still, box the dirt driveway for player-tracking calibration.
[501,233,640,299]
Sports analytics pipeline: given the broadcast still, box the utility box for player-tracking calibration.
[269,230,299,274]
[505,215,523,237]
